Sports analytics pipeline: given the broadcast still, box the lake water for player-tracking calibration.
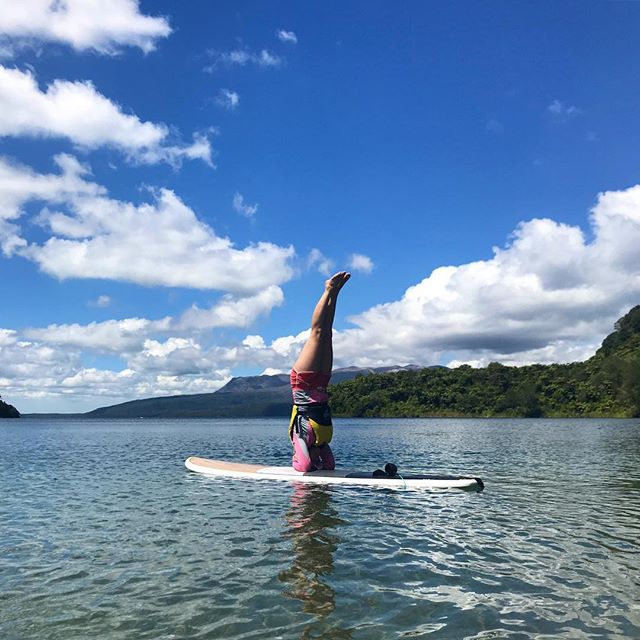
[1,418,639,639]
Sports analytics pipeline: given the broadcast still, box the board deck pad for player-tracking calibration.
[185,457,484,490]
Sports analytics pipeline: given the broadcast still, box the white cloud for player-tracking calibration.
[141,336,200,358]
[0,338,83,404]
[5,288,286,410]
[215,88,239,110]
[61,367,135,388]
[177,286,284,330]
[28,189,294,291]
[330,186,640,368]
[258,50,281,66]
[24,289,285,352]
[25,317,167,353]
[243,335,265,349]
[135,372,230,398]
[232,192,258,217]
[261,367,286,376]
[4,182,640,412]
[0,154,295,292]
[0,326,231,411]
[0,0,171,55]
[0,65,212,166]
[348,253,374,274]
[547,99,581,118]
[0,153,103,256]
[277,30,298,44]
[204,47,282,72]
[308,248,334,276]
[135,132,213,167]
[0,329,17,346]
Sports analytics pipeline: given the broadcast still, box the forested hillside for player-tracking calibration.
[0,396,20,418]
[329,305,640,418]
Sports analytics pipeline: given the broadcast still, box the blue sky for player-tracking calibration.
[1,0,640,412]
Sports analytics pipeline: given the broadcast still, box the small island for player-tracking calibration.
[0,395,20,418]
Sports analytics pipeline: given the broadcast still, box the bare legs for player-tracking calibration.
[290,272,350,473]
[292,271,351,374]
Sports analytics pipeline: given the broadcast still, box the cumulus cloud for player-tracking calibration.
[277,30,298,44]
[61,367,135,389]
[0,337,83,402]
[0,153,102,256]
[0,154,294,292]
[0,329,232,412]
[8,287,287,410]
[135,372,230,398]
[132,337,208,375]
[0,0,171,55]
[215,88,239,110]
[308,248,334,276]
[204,47,282,72]
[0,329,17,346]
[331,187,640,368]
[4,182,640,412]
[0,65,212,166]
[261,367,286,376]
[348,253,374,274]
[0,319,244,411]
[243,335,265,349]
[232,192,258,217]
[24,288,285,353]
[235,336,301,371]
[177,286,284,330]
[25,317,168,353]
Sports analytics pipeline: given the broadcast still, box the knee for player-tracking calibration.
[292,457,315,473]
[309,326,331,342]
[321,445,335,470]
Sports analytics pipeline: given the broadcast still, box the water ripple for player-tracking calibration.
[1,418,639,639]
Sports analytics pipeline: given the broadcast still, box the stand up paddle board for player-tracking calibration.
[185,457,484,491]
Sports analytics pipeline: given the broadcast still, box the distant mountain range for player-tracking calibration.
[25,365,422,419]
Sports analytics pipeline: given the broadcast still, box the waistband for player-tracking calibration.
[290,368,330,405]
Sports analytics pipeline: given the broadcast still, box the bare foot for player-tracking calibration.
[325,271,351,292]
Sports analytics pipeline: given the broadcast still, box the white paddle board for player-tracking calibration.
[185,457,484,490]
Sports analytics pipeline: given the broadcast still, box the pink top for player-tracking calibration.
[290,369,331,405]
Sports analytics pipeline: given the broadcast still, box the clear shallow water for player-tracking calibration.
[1,418,639,639]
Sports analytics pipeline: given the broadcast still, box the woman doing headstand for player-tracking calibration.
[289,271,351,472]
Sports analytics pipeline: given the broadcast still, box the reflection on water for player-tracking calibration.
[279,484,352,639]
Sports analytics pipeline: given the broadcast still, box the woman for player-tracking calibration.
[289,271,351,472]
